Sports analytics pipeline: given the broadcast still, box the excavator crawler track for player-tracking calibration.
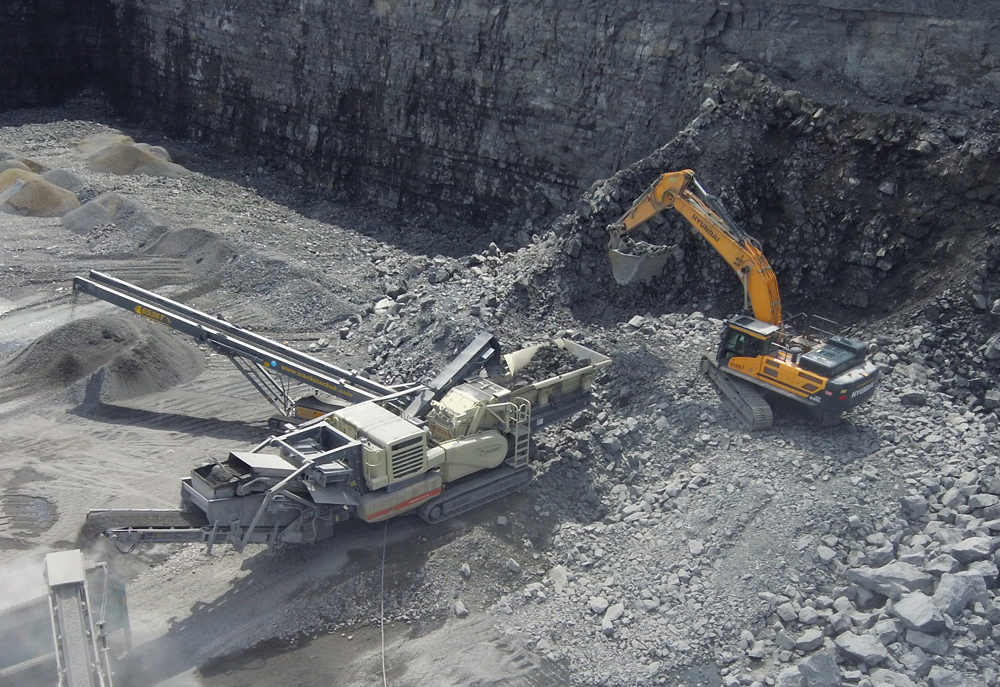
[418,466,533,524]
[700,357,773,431]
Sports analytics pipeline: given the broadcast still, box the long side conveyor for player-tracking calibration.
[86,509,216,545]
[45,550,116,687]
[73,271,401,413]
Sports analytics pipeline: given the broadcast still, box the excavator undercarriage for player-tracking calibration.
[700,356,773,430]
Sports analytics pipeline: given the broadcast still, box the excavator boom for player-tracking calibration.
[608,169,782,326]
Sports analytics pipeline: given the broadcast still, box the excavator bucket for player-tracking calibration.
[608,243,676,285]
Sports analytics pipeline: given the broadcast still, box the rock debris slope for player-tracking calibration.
[0,75,997,687]
[553,65,1000,325]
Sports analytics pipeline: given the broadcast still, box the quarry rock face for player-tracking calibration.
[4,1,1000,217]
[109,0,1000,217]
[0,0,114,111]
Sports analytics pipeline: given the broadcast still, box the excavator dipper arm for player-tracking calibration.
[608,170,782,326]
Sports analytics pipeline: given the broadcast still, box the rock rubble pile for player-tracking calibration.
[445,306,1000,687]
[550,65,1000,327]
[2,83,998,687]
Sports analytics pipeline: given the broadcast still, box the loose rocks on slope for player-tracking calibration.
[550,64,1000,328]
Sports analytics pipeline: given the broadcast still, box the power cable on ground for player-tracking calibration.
[380,518,388,687]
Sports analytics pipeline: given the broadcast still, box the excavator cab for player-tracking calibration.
[717,316,779,366]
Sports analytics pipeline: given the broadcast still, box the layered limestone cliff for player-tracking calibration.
[4,0,1000,219]
[102,0,1000,219]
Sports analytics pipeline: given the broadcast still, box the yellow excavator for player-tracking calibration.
[608,169,881,429]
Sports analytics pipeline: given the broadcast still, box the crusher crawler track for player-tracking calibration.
[700,357,773,430]
[417,465,533,524]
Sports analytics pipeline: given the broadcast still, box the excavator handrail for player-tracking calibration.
[608,170,782,326]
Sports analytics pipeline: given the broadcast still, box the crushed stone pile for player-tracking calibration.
[79,132,191,178]
[504,344,582,388]
[0,168,81,217]
[2,314,205,401]
[61,191,167,238]
[0,151,45,173]
[143,226,238,278]
[0,159,31,173]
[61,196,240,282]
[40,168,88,195]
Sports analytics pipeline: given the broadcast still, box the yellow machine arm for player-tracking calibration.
[608,169,782,326]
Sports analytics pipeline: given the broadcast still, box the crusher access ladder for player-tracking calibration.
[73,270,420,424]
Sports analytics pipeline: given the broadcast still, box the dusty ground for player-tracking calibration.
[0,79,998,687]
[0,100,597,687]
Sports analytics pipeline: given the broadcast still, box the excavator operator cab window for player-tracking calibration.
[721,328,762,361]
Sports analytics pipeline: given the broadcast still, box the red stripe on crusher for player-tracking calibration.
[393,487,441,513]
[367,487,442,521]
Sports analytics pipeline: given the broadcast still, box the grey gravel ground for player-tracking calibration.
[0,78,998,687]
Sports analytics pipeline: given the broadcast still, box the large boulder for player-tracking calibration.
[870,669,918,687]
[892,591,945,633]
[928,666,986,687]
[797,651,842,687]
[775,652,843,687]
[846,561,934,600]
[835,631,888,666]
[946,537,995,564]
[932,571,987,618]
[985,333,1000,361]
[905,630,949,655]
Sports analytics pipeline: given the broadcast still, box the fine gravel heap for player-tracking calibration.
[0,70,997,687]
[79,133,191,178]
[0,168,81,217]
[2,314,205,402]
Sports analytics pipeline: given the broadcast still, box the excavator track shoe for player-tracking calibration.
[701,357,773,431]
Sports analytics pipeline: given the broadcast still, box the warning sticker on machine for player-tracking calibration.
[851,379,877,399]
[134,305,171,325]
